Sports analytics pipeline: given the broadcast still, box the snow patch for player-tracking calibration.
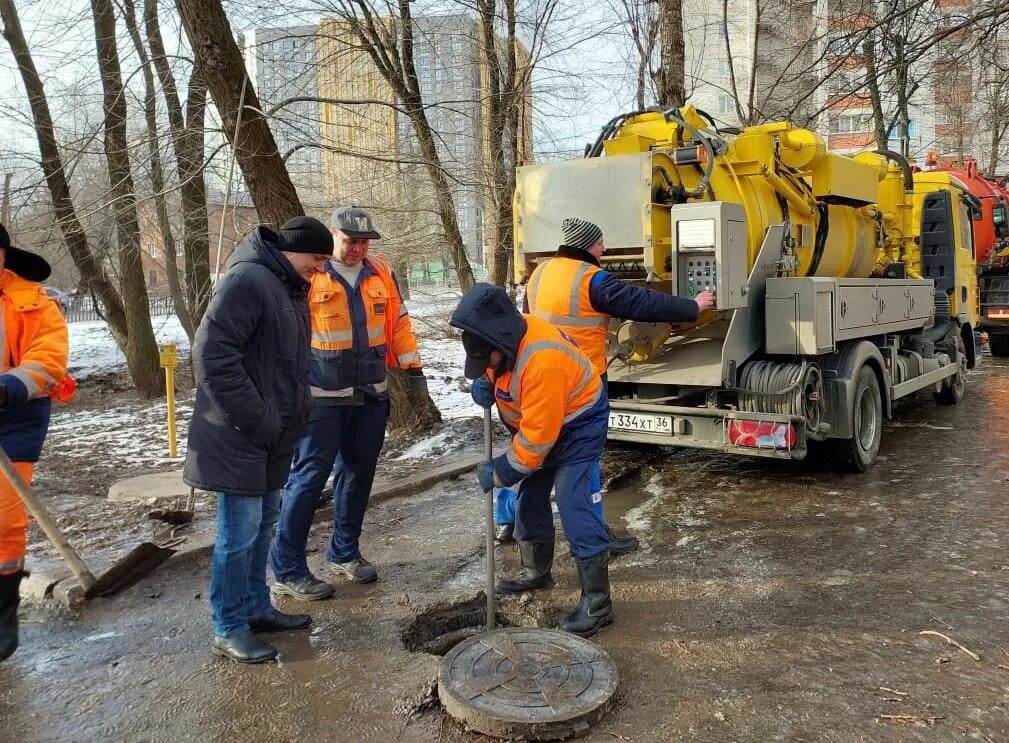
[69,315,190,380]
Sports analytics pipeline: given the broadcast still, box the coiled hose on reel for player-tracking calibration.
[737,360,825,437]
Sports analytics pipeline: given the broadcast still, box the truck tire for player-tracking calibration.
[841,365,882,473]
[990,333,1009,357]
[934,333,967,405]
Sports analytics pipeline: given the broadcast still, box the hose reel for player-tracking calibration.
[737,360,825,437]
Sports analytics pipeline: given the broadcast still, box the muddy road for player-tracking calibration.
[4,361,1009,742]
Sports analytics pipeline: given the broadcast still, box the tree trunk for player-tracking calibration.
[145,0,212,327]
[863,36,888,151]
[174,0,303,228]
[91,0,162,397]
[121,0,195,343]
[657,0,685,108]
[0,0,129,346]
[386,367,441,434]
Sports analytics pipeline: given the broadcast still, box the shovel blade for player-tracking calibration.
[84,543,178,598]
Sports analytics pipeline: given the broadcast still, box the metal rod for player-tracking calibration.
[483,407,496,631]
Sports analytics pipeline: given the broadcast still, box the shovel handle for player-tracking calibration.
[0,448,96,592]
[484,407,496,632]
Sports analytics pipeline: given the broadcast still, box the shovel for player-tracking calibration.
[484,407,496,631]
[0,449,184,603]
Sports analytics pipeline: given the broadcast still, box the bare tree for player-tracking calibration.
[118,0,195,343]
[145,0,213,329]
[317,0,476,291]
[175,0,304,228]
[613,0,660,110]
[657,0,685,108]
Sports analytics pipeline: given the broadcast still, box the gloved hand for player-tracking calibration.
[407,369,429,406]
[470,377,495,409]
[477,460,497,493]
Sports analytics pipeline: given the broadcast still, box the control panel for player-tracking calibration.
[669,202,748,310]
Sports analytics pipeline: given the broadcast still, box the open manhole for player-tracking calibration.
[402,593,514,656]
[438,627,618,741]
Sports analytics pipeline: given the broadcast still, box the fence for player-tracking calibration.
[61,294,176,324]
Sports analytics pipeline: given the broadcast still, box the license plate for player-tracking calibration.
[609,411,673,435]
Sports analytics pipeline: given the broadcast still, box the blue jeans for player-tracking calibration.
[210,491,281,637]
[270,398,389,582]
[513,459,608,559]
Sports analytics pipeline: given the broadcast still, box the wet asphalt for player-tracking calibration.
[3,359,1009,742]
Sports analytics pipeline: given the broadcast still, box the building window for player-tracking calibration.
[828,112,875,134]
[716,58,732,79]
[717,95,735,115]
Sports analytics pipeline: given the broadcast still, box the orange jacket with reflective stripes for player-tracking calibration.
[307,255,420,399]
[526,257,609,374]
[0,269,70,461]
[488,315,605,478]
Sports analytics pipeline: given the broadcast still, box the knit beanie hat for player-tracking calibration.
[279,216,334,255]
[561,217,603,253]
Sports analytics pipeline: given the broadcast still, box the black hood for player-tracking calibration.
[450,283,526,370]
[556,243,600,267]
[228,226,307,291]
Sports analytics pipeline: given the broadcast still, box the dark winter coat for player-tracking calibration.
[183,228,311,496]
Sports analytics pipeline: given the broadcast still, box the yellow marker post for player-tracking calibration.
[159,344,178,458]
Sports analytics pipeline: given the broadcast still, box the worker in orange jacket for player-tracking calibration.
[0,223,70,661]
[270,206,426,598]
[452,283,614,638]
[520,217,716,554]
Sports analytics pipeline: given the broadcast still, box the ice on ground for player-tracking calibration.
[69,315,190,380]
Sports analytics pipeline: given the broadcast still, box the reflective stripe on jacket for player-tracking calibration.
[0,269,69,461]
[489,315,605,479]
[526,257,609,374]
[308,254,420,399]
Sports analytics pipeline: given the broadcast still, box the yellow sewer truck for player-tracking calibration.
[514,106,978,471]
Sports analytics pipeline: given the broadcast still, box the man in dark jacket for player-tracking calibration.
[184,216,332,664]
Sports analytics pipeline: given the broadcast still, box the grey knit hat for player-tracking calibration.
[561,217,603,253]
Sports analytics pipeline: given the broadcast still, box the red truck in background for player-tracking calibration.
[925,155,1009,356]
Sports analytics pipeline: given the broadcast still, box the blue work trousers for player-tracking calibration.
[210,490,281,637]
[495,459,604,526]
[270,397,389,582]
[513,459,608,559]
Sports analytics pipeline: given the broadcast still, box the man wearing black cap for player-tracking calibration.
[270,205,426,595]
[184,216,333,664]
[0,224,70,662]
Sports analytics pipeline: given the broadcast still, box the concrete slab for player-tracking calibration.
[108,470,189,503]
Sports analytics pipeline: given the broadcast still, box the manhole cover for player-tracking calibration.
[438,627,618,740]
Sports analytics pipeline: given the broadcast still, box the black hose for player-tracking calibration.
[586,109,653,158]
[693,107,720,132]
[876,149,914,193]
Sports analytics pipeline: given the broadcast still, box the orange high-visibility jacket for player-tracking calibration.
[489,315,604,477]
[308,254,421,399]
[526,257,609,373]
[0,269,69,461]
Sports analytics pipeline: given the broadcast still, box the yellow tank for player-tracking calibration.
[597,107,897,283]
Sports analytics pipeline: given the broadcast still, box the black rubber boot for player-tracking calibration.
[606,523,639,556]
[495,524,515,545]
[559,553,614,638]
[498,539,554,594]
[0,571,25,662]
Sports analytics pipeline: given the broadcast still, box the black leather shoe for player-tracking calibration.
[498,539,554,594]
[212,630,278,663]
[495,524,515,545]
[249,609,312,633]
[560,553,614,638]
[0,571,25,662]
[606,523,639,556]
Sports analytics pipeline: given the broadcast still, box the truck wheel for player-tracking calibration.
[934,333,967,405]
[842,365,882,473]
[991,333,1009,357]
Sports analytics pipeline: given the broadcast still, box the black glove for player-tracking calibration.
[0,383,7,410]
[407,370,429,407]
